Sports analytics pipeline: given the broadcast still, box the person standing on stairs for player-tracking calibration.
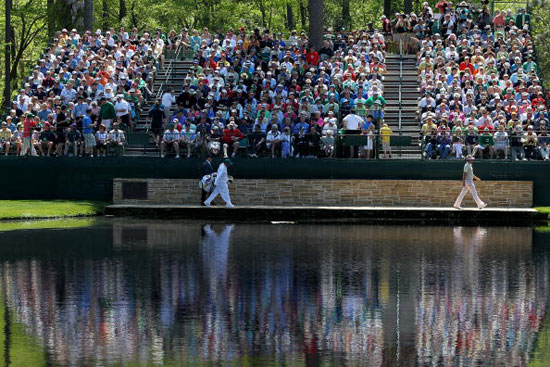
[148,100,166,147]
[161,87,176,120]
[342,109,363,158]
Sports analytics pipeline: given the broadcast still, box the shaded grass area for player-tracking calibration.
[536,207,550,217]
[0,200,106,220]
[0,218,97,232]
[535,208,550,232]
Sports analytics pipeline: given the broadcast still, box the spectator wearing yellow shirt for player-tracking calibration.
[421,116,437,136]
[380,123,393,158]
[0,122,12,156]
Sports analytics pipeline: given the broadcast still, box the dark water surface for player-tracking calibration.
[0,220,549,367]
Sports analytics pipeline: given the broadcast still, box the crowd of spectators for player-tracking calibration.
[4,2,549,161]
[408,2,549,161]
[155,27,389,158]
[1,27,165,156]
[2,24,391,159]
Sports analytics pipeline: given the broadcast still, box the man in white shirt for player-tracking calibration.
[160,123,180,158]
[204,159,234,207]
[475,109,493,128]
[16,90,30,112]
[266,124,283,158]
[60,83,77,102]
[342,109,363,158]
[453,155,487,209]
[161,87,176,118]
[115,94,132,130]
[342,110,362,131]
[107,122,126,156]
[418,94,436,111]
[105,32,115,47]
[323,118,338,135]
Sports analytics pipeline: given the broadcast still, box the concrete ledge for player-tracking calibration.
[105,205,546,226]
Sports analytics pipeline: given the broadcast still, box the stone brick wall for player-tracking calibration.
[113,179,533,208]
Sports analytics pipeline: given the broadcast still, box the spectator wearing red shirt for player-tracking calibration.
[96,68,110,86]
[207,56,218,70]
[531,92,546,108]
[222,120,244,158]
[42,72,55,89]
[436,0,451,14]
[21,113,37,156]
[459,57,474,74]
[306,46,319,67]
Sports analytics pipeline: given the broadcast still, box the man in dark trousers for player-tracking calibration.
[148,100,166,147]
[200,155,214,205]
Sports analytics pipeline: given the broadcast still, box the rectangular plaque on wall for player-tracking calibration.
[122,181,148,200]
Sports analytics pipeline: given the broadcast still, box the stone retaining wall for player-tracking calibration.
[113,179,533,208]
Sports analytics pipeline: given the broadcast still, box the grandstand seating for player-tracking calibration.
[413,4,548,160]
[3,5,548,161]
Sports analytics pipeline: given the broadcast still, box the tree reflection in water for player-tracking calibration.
[0,222,547,366]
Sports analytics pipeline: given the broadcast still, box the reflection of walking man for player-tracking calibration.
[201,224,234,280]
[454,155,487,209]
[204,158,234,208]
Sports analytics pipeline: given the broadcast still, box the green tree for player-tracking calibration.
[3,0,13,109]
[2,0,48,107]
[530,0,550,89]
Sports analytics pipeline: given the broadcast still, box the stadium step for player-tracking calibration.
[135,54,193,126]
[384,53,420,156]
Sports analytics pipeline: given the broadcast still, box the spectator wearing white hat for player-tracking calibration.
[322,117,338,136]
[99,97,116,130]
[115,94,131,130]
[160,122,180,159]
[222,120,243,158]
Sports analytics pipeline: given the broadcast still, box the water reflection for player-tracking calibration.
[0,222,548,366]
[416,227,548,367]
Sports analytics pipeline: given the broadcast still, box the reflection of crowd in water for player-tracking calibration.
[416,227,549,366]
[1,224,384,366]
[0,224,547,366]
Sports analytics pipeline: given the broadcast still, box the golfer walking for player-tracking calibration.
[454,155,487,209]
[204,159,234,208]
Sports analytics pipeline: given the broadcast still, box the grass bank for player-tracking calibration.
[535,208,550,232]
[0,200,106,220]
[0,218,97,232]
[536,207,550,217]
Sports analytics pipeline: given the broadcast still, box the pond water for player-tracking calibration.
[0,220,549,367]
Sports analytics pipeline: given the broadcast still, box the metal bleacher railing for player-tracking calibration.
[155,43,183,102]
[398,40,403,134]
[419,129,549,161]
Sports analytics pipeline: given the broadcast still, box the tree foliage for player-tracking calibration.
[530,0,550,89]
[1,0,49,107]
